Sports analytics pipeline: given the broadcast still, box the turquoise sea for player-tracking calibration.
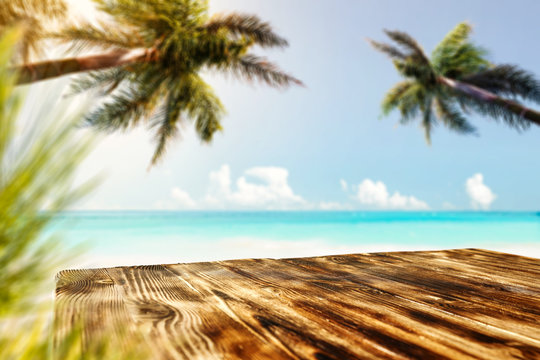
[50,211,540,268]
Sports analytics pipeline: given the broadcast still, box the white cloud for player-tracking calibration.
[233,167,304,207]
[356,179,388,206]
[157,168,433,211]
[207,165,232,198]
[206,165,306,209]
[354,179,429,210]
[161,164,307,210]
[466,173,496,210]
[171,187,197,209]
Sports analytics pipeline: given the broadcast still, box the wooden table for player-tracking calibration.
[54,249,540,359]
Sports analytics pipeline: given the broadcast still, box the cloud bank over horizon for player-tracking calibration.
[157,164,308,210]
[352,179,430,210]
[154,165,439,211]
[204,165,307,209]
[85,164,499,211]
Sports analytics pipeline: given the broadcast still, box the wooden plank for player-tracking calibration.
[339,252,540,319]
[168,259,472,359]
[55,249,540,359]
[54,268,145,353]
[277,253,540,355]
[106,264,298,360]
[214,255,539,359]
[167,260,393,359]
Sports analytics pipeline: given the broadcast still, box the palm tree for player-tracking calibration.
[9,0,302,164]
[369,22,540,142]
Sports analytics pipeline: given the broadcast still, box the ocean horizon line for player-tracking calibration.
[59,209,540,214]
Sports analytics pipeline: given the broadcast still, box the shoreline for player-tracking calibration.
[72,243,540,269]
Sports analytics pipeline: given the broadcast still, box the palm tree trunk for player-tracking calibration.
[14,48,151,85]
[438,76,540,127]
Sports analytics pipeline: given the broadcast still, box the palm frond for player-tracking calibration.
[0,0,67,61]
[431,22,489,77]
[224,54,303,88]
[1,0,66,19]
[17,16,41,61]
[69,67,131,95]
[149,74,225,164]
[393,58,435,83]
[421,98,435,144]
[438,43,489,78]
[151,118,178,166]
[85,69,166,130]
[92,0,175,37]
[368,39,406,60]
[384,29,430,65]
[54,20,144,53]
[204,13,288,48]
[455,92,531,130]
[182,74,224,142]
[150,87,182,165]
[431,22,471,62]
[381,80,414,115]
[433,97,476,134]
[396,82,426,124]
[461,64,540,104]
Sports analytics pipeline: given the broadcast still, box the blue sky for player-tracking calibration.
[60,0,540,211]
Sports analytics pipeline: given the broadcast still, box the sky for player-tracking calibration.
[44,0,540,211]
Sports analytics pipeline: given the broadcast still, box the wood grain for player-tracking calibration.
[54,249,540,359]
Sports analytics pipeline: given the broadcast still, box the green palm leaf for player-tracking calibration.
[55,20,144,53]
[203,13,289,48]
[421,98,435,144]
[151,91,181,166]
[462,65,540,103]
[433,97,476,134]
[381,80,414,115]
[383,29,430,65]
[367,40,406,60]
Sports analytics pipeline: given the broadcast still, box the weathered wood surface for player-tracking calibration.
[55,249,540,359]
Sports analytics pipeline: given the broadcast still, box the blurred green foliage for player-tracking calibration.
[0,27,92,317]
[0,28,148,359]
[0,26,83,359]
